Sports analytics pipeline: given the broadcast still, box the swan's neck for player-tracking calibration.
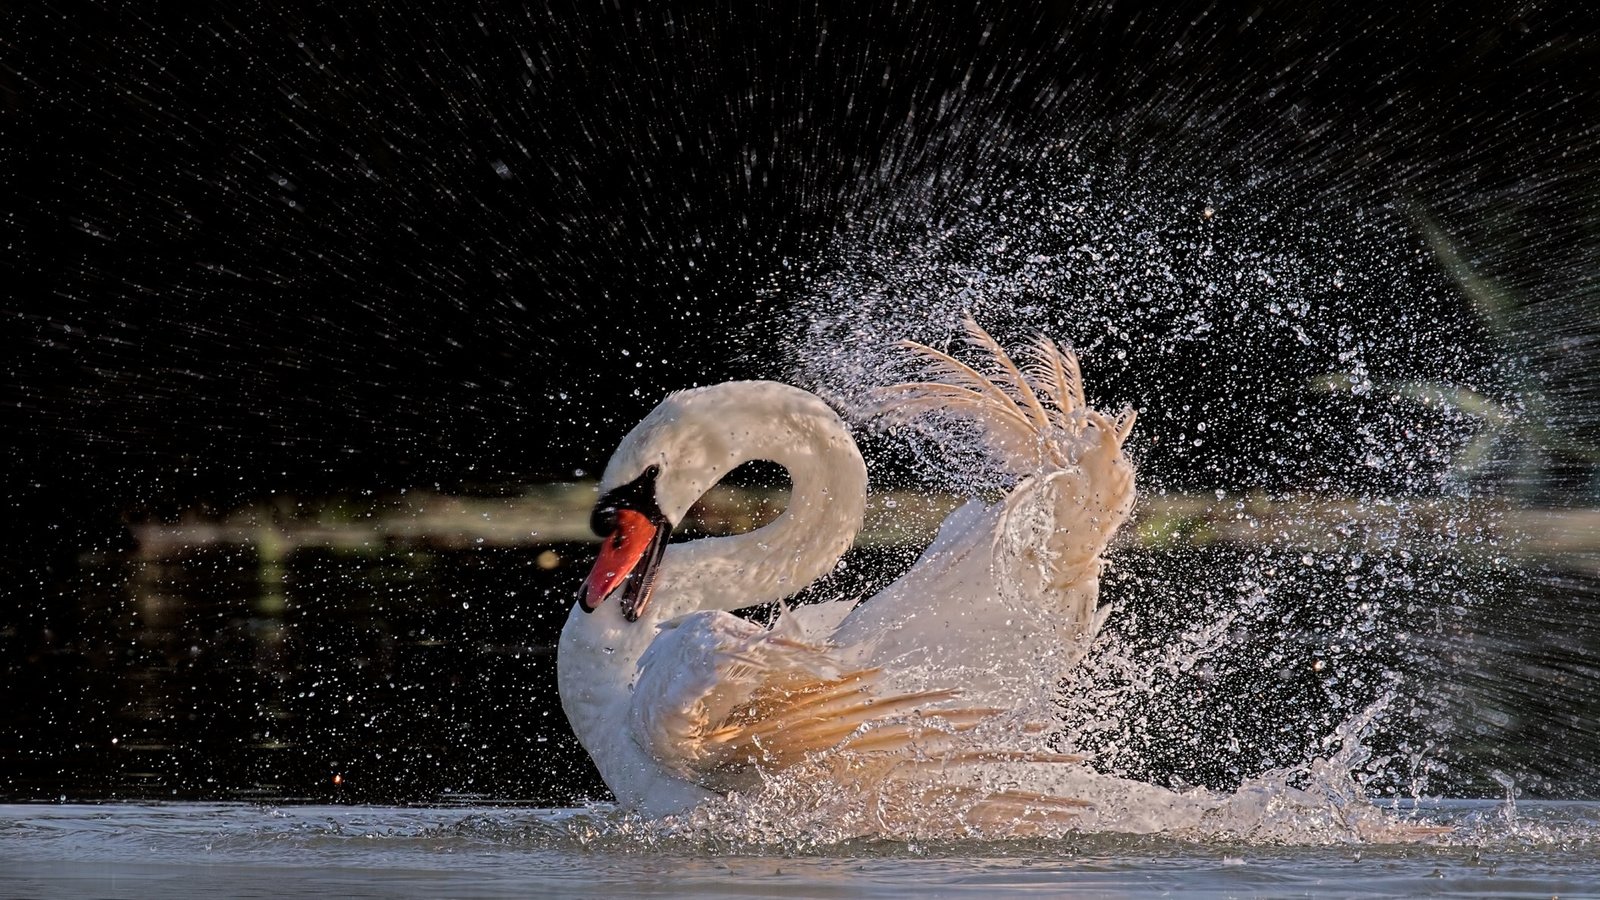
[655,421,868,615]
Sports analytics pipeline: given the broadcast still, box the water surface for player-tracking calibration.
[3,802,1598,899]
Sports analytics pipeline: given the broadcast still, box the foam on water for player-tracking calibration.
[6,801,1597,860]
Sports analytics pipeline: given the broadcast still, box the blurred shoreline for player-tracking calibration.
[127,483,1600,572]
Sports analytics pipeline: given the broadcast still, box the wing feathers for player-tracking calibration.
[1021,333,1084,428]
[958,317,1053,432]
[868,313,1128,478]
[635,613,1096,798]
[707,682,971,771]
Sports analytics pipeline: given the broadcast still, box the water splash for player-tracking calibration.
[780,126,1533,811]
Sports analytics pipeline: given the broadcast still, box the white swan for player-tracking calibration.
[558,316,1139,824]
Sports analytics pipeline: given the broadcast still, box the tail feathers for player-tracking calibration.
[870,314,1134,477]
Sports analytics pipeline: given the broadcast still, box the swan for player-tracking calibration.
[558,316,1140,825]
[557,377,870,814]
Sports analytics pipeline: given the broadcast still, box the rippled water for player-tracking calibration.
[3,802,1598,898]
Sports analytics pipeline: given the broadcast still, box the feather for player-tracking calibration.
[1021,334,1082,431]
[867,385,1042,459]
[776,599,857,645]
[868,314,1124,479]
[1115,405,1137,442]
[891,340,1037,431]
[957,316,1052,432]
[1062,341,1085,411]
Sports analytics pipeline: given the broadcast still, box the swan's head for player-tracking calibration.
[578,382,799,621]
[578,461,671,622]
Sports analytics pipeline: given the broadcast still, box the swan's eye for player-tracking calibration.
[591,505,619,538]
[590,464,666,537]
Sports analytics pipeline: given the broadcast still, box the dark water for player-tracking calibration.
[3,542,596,805]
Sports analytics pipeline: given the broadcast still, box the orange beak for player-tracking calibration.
[579,508,669,621]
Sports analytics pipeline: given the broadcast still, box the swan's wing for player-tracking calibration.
[775,597,857,645]
[629,610,1081,794]
[994,449,1132,627]
[873,316,1137,591]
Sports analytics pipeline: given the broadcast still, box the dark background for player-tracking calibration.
[2,1,1595,803]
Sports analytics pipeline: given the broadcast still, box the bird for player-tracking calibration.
[557,315,1144,830]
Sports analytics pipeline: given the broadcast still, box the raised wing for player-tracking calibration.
[840,315,1137,691]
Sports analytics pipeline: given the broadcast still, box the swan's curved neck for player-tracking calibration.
[655,404,868,615]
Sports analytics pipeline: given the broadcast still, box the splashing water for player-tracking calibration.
[766,124,1562,836]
